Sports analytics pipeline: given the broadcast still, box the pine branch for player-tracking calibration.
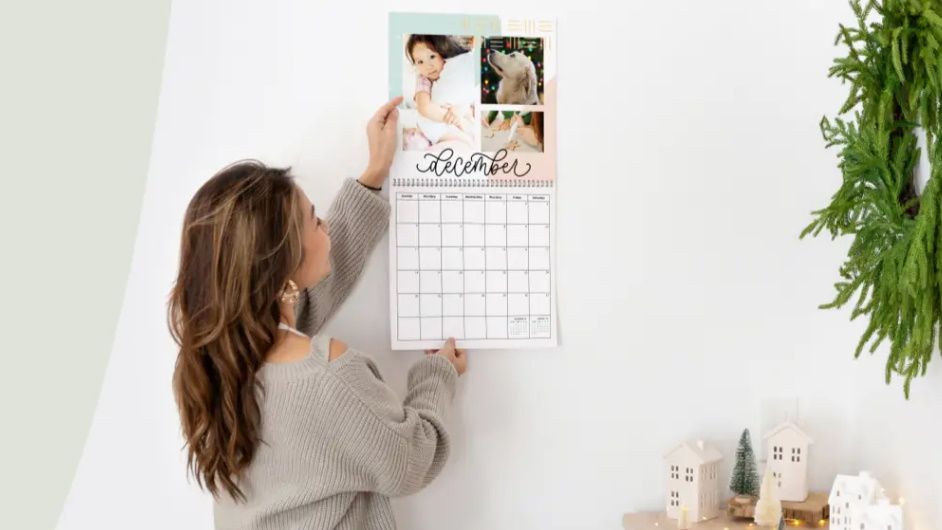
[803,0,942,398]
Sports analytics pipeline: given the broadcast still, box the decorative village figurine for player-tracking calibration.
[763,420,813,502]
[829,471,903,530]
[664,440,723,522]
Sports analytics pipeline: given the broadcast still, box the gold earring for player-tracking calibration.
[279,279,300,304]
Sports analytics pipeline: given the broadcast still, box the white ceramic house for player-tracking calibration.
[664,440,723,522]
[859,499,904,530]
[763,420,813,502]
[828,471,898,530]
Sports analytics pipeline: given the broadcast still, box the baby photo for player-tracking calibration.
[481,37,544,105]
[481,110,544,152]
[400,34,479,152]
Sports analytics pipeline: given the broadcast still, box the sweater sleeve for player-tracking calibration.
[325,352,459,497]
[295,178,390,336]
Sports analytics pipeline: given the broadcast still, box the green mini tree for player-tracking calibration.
[729,429,759,497]
[802,0,942,397]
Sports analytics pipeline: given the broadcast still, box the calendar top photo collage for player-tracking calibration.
[388,12,557,184]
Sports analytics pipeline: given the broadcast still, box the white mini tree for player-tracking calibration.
[754,465,782,528]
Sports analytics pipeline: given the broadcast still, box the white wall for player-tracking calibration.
[57,1,942,529]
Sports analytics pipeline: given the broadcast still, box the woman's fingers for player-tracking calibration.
[371,97,401,135]
[425,338,456,356]
[374,96,404,122]
[384,106,399,131]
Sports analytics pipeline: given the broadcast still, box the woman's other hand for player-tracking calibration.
[425,337,467,376]
[360,96,403,189]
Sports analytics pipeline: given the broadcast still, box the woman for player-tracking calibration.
[168,97,468,530]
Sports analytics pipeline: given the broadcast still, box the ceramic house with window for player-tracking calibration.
[763,420,813,502]
[828,471,902,530]
[664,440,723,522]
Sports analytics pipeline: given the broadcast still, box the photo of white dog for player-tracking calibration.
[487,50,539,105]
[481,37,544,106]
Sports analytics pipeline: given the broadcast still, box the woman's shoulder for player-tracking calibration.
[318,340,403,418]
[311,334,363,367]
[327,337,348,362]
[307,334,370,362]
[322,338,384,382]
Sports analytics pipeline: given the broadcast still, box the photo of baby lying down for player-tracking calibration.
[401,34,478,152]
[481,111,543,153]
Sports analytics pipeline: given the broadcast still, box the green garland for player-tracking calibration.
[802,0,942,397]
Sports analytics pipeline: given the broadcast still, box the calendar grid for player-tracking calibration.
[395,190,552,344]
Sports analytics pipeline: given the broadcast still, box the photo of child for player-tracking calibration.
[481,37,544,105]
[400,34,479,152]
[481,110,543,153]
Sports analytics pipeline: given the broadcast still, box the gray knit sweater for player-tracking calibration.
[212,178,459,530]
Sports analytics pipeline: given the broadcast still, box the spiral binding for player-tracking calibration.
[391,178,553,188]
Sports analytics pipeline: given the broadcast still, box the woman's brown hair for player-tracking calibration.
[167,159,306,502]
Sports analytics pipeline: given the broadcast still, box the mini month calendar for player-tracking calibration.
[388,13,557,349]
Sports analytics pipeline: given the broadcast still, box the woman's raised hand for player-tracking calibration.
[360,96,403,189]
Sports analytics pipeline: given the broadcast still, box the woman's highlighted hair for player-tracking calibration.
[167,159,306,502]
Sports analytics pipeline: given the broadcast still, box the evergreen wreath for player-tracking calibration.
[802,0,942,397]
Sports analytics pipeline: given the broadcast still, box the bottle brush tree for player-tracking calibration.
[753,466,783,528]
[729,429,759,497]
